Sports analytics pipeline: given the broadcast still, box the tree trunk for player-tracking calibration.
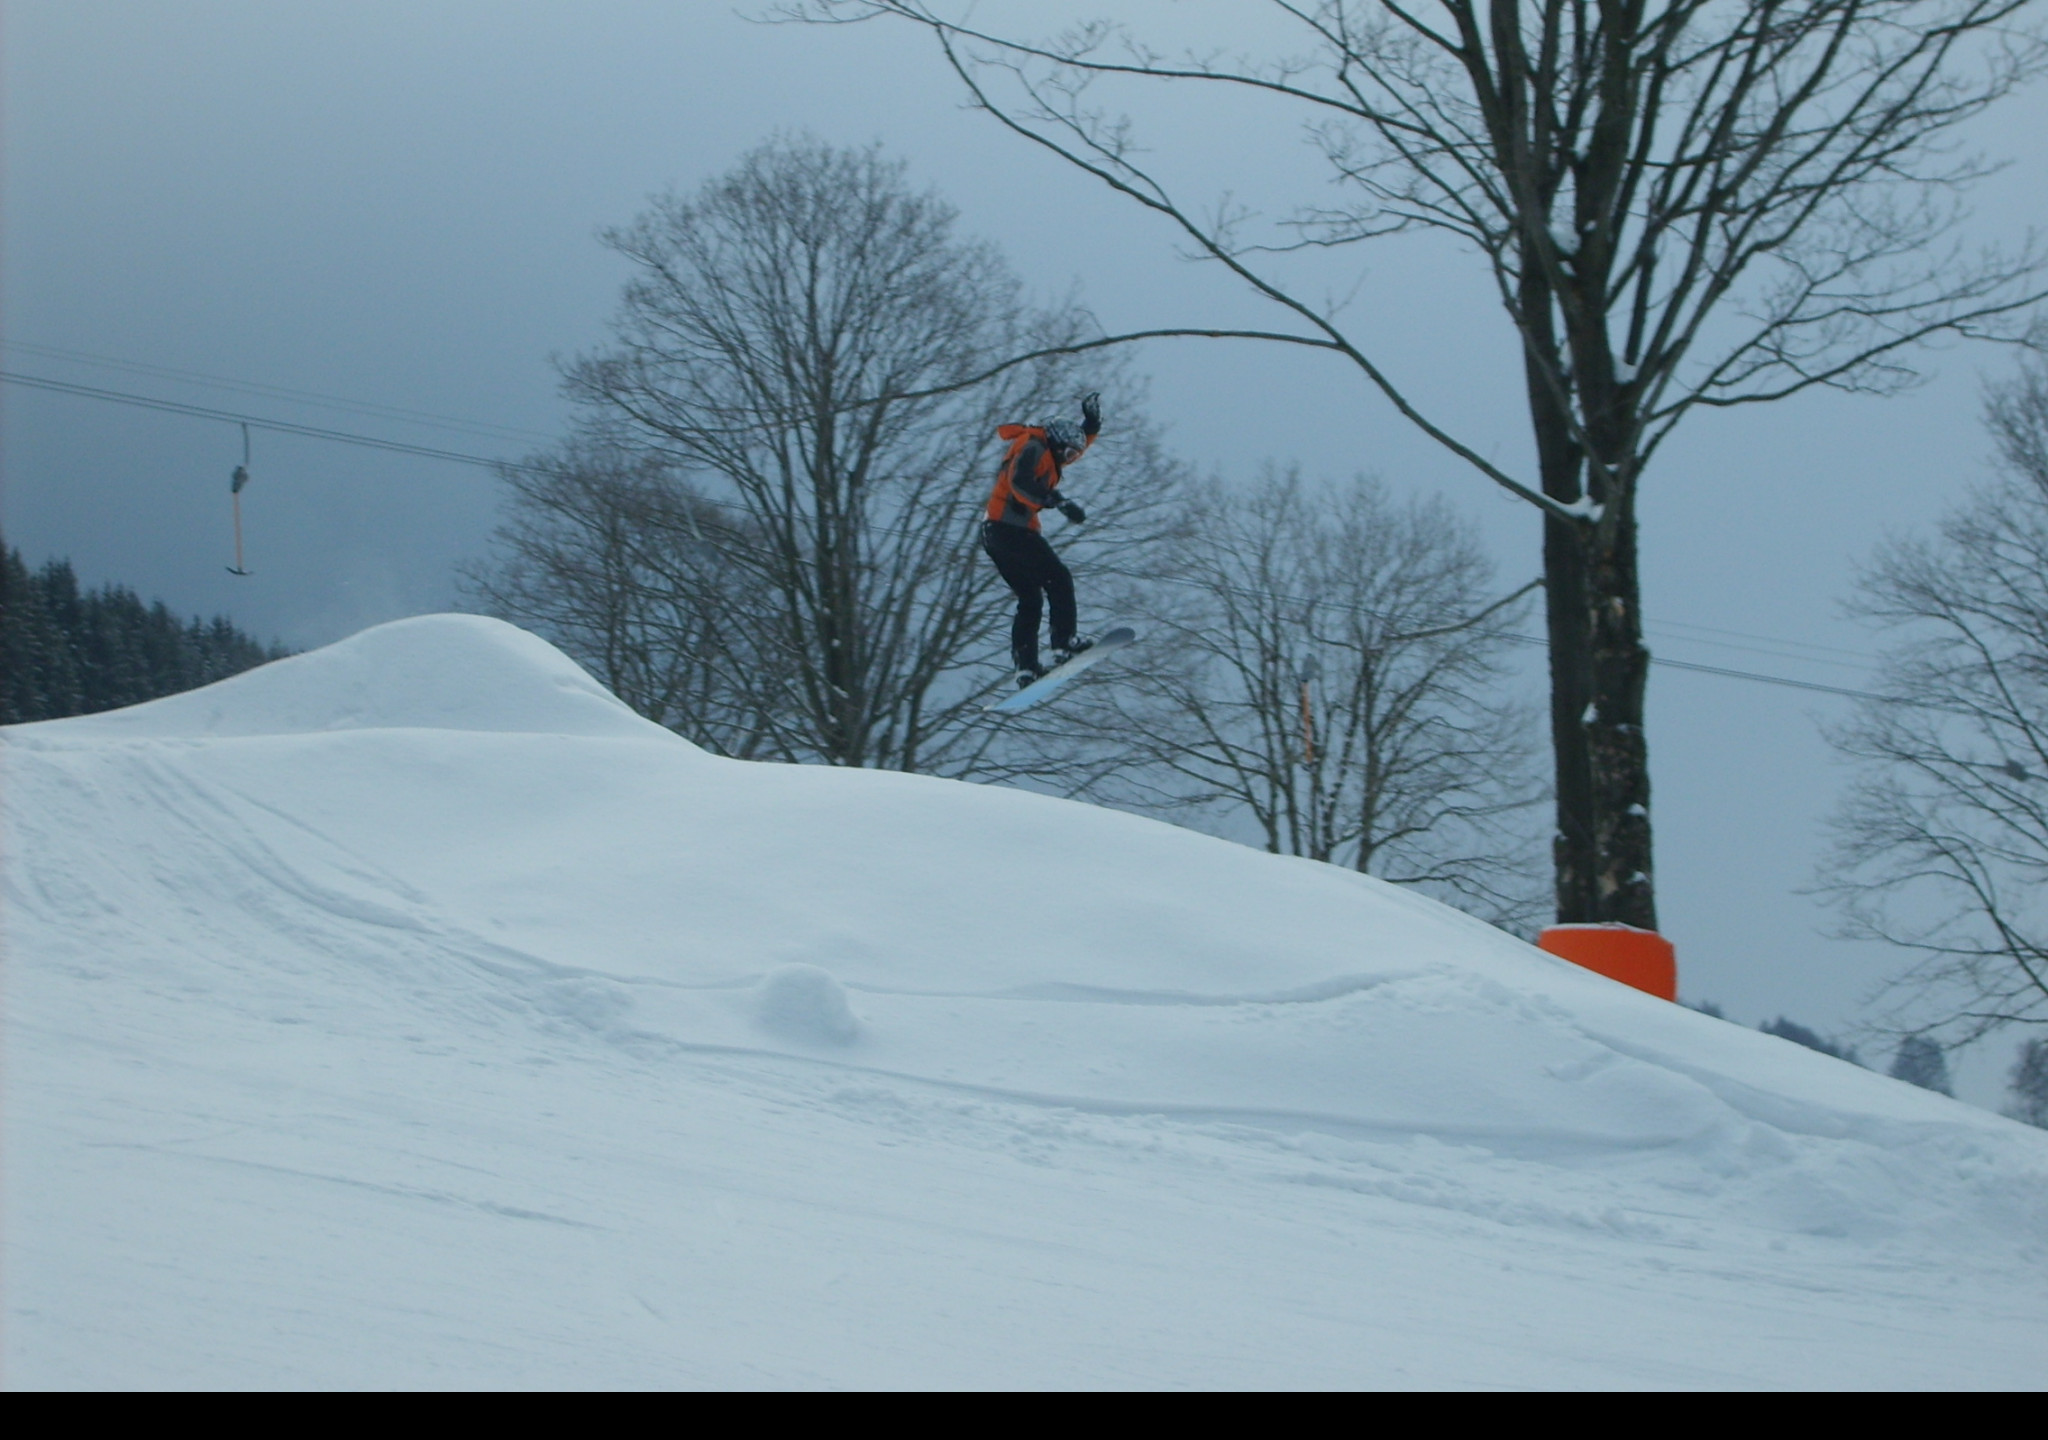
[1526,399,1657,925]
[1520,190,1658,927]
[1585,498,1656,928]
[1541,507,1656,927]
[1520,271,1605,924]
[1543,511,1598,920]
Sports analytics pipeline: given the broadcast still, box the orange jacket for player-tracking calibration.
[985,424,1094,531]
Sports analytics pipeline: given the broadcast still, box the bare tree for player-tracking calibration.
[545,135,1171,771]
[1821,357,2048,1045]
[463,438,778,756]
[799,0,2048,926]
[1098,471,1548,928]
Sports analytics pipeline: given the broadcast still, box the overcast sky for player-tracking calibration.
[6,1,2046,1104]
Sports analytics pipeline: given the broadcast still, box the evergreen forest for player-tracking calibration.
[1,533,287,724]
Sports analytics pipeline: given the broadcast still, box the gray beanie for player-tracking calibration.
[1043,418,1083,454]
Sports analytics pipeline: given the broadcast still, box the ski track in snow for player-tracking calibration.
[5,615,2045,1389]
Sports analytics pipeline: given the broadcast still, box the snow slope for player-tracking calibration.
[5,615,2044,1389]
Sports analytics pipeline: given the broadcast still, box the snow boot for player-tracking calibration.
[1050,634,1096,667]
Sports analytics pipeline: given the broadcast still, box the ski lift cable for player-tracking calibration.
[0,366,1876,668]
[2,370,552,472]
[1,340,559,446]
[2,366,1923,710]
[3,361,1884,666]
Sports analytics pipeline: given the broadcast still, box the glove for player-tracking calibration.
[1080,390,1101,437]
[1058,500,1087,525]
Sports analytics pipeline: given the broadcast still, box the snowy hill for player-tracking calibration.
[5,614,2044,1388]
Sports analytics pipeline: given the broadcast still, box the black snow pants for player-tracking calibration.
[981,521,1076,673]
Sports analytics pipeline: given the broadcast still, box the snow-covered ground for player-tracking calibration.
[4,615,2044,1389]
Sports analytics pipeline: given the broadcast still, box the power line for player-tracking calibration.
[1636,655,1893,701]
[3,365,1912,708]
[1646,614,1877,666]
[1481,629,1898,704]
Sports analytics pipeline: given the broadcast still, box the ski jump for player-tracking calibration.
[980,390,1136,715]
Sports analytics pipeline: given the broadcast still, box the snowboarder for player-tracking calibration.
[982,391,1101,689]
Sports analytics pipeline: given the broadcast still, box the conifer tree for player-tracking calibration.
[0,531,285,723]
[1888,1036,1953,1096]
[1760,1017,1864,1067]
[2007,1039,2048,1129]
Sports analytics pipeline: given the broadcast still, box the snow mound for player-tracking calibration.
[754,965,862,1046]
[8,613,663,740]
[7,614,2046,1388]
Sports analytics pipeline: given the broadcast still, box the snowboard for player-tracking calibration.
[986,627,1139,715]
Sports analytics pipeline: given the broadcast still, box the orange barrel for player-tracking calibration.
[1536,923,1677,1001]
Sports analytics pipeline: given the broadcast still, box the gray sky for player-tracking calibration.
[6,0,2046,1104]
